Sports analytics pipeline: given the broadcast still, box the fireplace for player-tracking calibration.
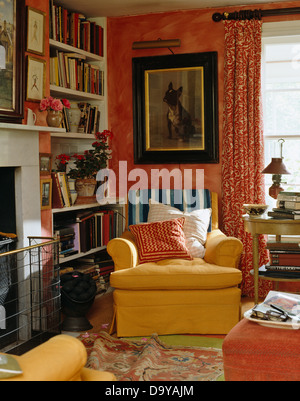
[0,124,60,354]
[0,123,42,246]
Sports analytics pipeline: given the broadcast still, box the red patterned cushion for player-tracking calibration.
[129,217,192,264]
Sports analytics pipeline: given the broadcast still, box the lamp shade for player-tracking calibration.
[261,158,291,175]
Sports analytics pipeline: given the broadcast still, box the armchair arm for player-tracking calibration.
[1,335,116,381]
[204,229,243,268]
[107,230,139,271]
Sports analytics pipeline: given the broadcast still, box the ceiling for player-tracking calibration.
[55,0,294,18]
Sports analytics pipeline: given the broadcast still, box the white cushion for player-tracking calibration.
[147,200,211,258]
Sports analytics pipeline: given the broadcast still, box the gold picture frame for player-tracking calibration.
[26,56,46,102]
[133,52,219,164]
[39,153,52,176]
[40,179,52,210]
[26,6,45,56]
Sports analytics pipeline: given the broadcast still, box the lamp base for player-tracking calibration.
[269,183,284,199]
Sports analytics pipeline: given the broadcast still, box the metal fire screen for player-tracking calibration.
[0,237,61,355]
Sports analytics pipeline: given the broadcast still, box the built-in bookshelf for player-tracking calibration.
[49,2,107,166]
[52,202,125,264]
[48,2,114,276]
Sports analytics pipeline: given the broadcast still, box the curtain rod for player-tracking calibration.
[212,7,300,22]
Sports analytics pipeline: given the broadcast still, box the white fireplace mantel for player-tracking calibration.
[0,123,65,132]
[0,123,65,247]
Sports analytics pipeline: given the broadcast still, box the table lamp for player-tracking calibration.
[261,139,290,199]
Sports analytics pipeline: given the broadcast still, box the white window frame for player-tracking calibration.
[262,21,300,241]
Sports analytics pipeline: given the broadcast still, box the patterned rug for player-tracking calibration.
[78,331,224,381]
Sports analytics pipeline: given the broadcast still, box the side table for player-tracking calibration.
[243,215,300,304]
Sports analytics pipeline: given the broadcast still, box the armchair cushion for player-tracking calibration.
[147,200,211,258]
[110,259,242,291]
[129,217,192,264]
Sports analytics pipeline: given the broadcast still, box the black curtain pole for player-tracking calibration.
[212,7,300,22]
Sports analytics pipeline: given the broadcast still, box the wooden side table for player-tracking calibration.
[243,215,300,304]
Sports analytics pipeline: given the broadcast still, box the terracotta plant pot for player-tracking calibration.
[75,178,97,197]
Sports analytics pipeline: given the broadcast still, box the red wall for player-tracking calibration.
[25,0,51,236]
[23,0,300,234]
[107,1,300,227]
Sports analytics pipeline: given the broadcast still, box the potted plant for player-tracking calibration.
[40,96,70,127]
[57,130,113,197]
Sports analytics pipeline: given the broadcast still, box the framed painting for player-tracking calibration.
[26,55,46,101]
[0,0,25,124]
[26,6,45,56]
[132,52,219,164]
[39,153,52,176]
[40,178,52,210]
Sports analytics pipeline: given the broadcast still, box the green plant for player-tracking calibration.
[67,130,113,179]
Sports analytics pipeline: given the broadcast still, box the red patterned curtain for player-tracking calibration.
[222,19,272,298]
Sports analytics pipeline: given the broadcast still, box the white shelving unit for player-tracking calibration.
[49,10,112,263]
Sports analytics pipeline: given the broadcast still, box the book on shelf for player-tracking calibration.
[61,101,100,134]
[276,197,300,210]
[269,250,300,266]
[59,249,78,258]
[259,265,300,278]
[267,240,300,251]
[49,1,104,57]
[277,191,300,202]
[52,172,64,208]
[268,210,300,220]
[57,172,72,207]
[52,172,74,209]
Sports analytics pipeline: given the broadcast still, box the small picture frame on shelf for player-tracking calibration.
[26,6,45,56]
[40,178,52,210]
[26,55,46,102]
[39,153,52,176]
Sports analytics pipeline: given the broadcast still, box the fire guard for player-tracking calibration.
[0,237,61,355]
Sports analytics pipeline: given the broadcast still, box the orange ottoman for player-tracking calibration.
[222,318,300,381]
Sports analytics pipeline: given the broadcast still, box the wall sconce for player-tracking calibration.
[261,138,290,199]
[132,39,181,50]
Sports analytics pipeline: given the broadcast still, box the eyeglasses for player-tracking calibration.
[251,304,289,322]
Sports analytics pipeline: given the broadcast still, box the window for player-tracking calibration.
[262,22,300,208]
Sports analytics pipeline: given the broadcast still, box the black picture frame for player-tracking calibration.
[132,52,219,164]
[0,0,25,124]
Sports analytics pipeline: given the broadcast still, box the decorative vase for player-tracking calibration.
[68,178,78,205]
[75,178,97,197]
[46,110,62,127]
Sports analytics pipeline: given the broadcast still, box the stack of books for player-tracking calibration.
[262,240,300,278]
[54,226,78,258]
[268,191,300,220]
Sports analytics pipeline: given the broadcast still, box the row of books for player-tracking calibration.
[49,1,104,56]
[54,208,123,257]
[260,240,300,278]
[52,172,72,208]
[50,52,104,96]
[61,102,101,134]
[268,191,300,220]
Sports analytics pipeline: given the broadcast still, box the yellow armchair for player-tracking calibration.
[0,335,116,381]
[107,190,243,337]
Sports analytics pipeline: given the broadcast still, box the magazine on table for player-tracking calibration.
[250,291,300,322]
